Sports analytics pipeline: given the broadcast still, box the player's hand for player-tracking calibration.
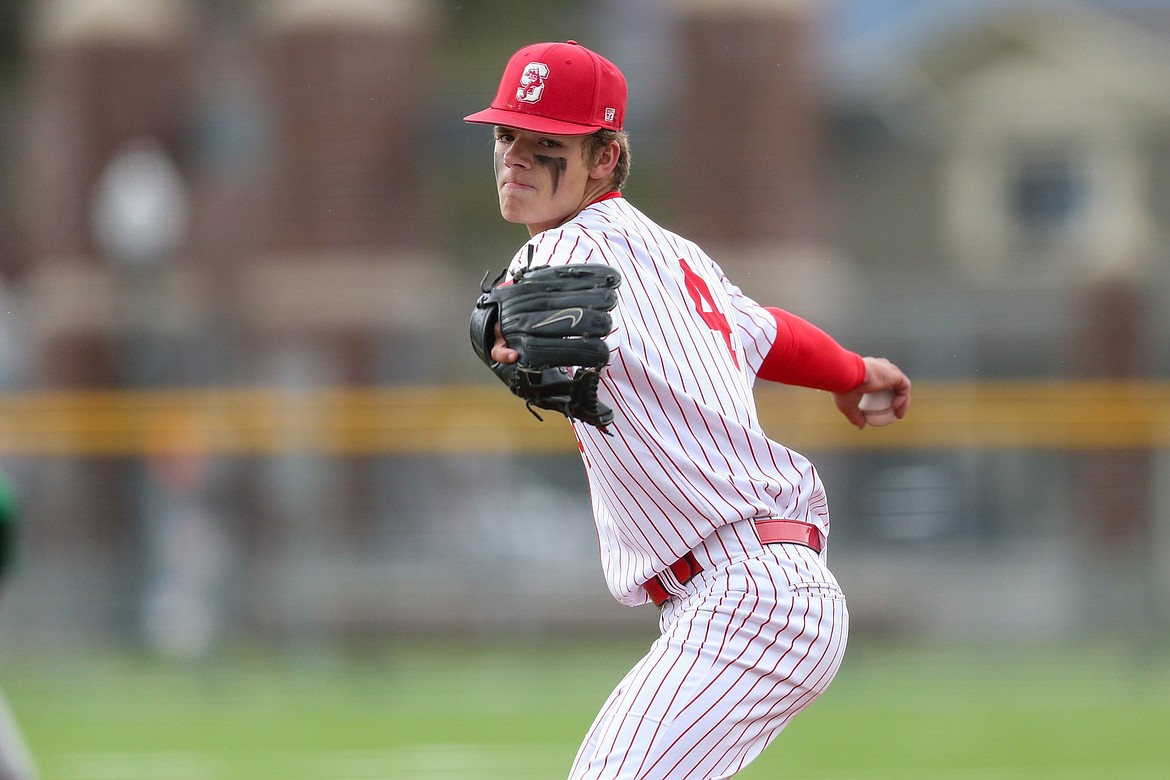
[832,357,911,429]
[491,324,519,364]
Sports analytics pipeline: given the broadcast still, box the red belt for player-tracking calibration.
[644,519,824,607]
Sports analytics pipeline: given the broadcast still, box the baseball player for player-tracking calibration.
[0,474,39,780]
[466,41,910,779]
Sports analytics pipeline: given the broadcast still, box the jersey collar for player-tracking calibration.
[587,191,623,207]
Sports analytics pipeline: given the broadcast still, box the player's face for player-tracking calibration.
[493,127,608,235]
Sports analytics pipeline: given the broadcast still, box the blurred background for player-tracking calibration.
[0,0,1165,776]
[0,0,1168,771]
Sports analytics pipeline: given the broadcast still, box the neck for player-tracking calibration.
[525,181,618,237]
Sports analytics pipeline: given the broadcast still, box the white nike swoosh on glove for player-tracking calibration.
[533,308,585,329]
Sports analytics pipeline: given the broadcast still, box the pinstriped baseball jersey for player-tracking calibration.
[506,194,831,606]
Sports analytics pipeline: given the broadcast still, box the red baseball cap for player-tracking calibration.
[464,40,627,135]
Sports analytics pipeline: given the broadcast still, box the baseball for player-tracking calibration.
[859,388,897,427]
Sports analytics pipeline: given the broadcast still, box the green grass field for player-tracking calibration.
[3,637,1169,779]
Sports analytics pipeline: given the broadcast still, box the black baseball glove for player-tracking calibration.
[470,261,622,431]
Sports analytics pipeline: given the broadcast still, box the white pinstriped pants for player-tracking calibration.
[568,521,849,780]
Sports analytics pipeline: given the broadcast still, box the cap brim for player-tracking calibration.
[463,107,601,136]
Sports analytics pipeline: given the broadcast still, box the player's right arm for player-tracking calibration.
[831,356,912,429]
[757,307,866,392]
[722,278,912,428]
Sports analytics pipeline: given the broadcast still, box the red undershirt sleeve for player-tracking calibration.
[758,307,867,393]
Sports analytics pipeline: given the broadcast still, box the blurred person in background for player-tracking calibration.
[467,41,910,778]
[0,473,38,780]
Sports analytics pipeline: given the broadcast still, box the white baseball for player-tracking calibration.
[859,388,896,427]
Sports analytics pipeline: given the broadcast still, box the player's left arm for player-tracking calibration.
[471,254,622,431]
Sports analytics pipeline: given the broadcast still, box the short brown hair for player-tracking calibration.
[587,129,631,190]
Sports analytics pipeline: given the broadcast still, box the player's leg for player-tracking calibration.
[0,689,38,780]
[568,549,848,780]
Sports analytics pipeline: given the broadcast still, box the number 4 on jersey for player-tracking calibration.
[680,258,739,369]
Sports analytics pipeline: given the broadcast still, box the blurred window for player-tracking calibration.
[1007,146,1088,248]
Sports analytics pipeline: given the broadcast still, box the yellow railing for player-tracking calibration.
[0,381,1167,456]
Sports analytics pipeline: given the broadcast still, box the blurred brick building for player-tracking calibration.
[11,0,460,643]
[3,0,1168,645]
[4,0,843,642]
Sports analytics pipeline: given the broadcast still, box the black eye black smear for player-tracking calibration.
[535,154,568,193]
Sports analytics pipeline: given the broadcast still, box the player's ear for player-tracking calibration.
[588,139,620,182]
